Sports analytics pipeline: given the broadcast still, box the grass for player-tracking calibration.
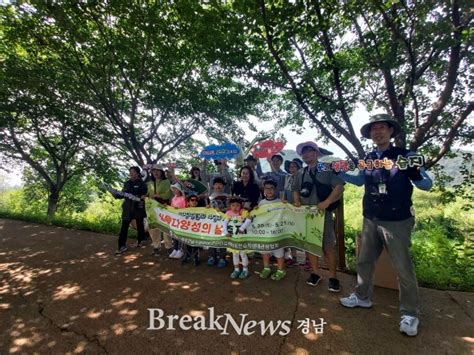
[342,185,473,291]
[0,185,472,291]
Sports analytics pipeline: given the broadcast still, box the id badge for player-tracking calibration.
[378,183,387,194]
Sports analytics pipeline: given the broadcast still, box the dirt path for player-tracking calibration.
[0,218,472,354]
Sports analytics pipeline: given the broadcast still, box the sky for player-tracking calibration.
[6,105,470,188]
[0,107,371,188]
[255,105,369,160]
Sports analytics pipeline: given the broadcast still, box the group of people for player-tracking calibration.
[110,114,432,337]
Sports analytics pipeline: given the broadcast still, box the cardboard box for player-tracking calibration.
[357,235,399,290]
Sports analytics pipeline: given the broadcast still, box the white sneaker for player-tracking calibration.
[340,293,373,308]
[169,250,177,258]
[174,250,184,259]
[400,315,419,336]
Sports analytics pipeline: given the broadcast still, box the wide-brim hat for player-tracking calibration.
[360,114,402,139]
[170,182,184,194]
[284,158,303,173]
[296,141,333,157]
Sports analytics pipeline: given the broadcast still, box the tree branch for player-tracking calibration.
[426,101,473,168]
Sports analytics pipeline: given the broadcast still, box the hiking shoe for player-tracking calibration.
[340,293,372,308]
[328,278,341,293]
[239,269,249,279]
[306,273,322,287]
[260,267,272,279]
[230,269,241,279]
[400,315,419,337]
[115,246,127,255]
[217,258,227,268]
[207,256,216,266]
[271,269,286,281]
[285,258,297,268]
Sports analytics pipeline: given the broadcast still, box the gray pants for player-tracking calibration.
[356,217,419,316]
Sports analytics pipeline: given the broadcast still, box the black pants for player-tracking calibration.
[118,218,145,249]
[173,239,181,251]
[185,245,200,259]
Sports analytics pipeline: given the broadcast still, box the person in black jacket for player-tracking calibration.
[231,166,260,210]
[114,166,148,255]
[339,114,433,337]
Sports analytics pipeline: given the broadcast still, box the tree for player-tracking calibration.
[0,5,112,219]
[210,0,472,166]
[5,1,271,167]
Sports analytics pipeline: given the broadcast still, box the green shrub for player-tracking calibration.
[342,185,473,291]
[1,185,472,291]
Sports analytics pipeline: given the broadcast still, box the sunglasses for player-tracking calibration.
[189,198,198,202]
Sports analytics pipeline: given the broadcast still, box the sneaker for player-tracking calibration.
[217,258,227,268]
[174,250,184,259]
[271,269,286,281]
[285,258,297,268]
[135,242,145,248]
[340,293,373,308]
[400,315,419,337]
[169,249,178,258]
[303,260,312,271]
[306,273,322,287]
[207,256,216,266]
[115,246,127,255]
[260,267,272,279]
[230,269,241,279]
[239,269,249,279]
[328,278,341,293]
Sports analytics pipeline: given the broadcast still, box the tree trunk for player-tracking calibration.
[47,187,59,222]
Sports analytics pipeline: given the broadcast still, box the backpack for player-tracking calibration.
[302,167,341,211]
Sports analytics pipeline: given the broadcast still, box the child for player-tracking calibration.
[207,177,230,267]
[258,179,286,281]
[169,182,186,259]
[208,177,229,212]
[182,194,200,266]
[223,197,252,279]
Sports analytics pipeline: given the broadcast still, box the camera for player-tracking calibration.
[300,181,313,198]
